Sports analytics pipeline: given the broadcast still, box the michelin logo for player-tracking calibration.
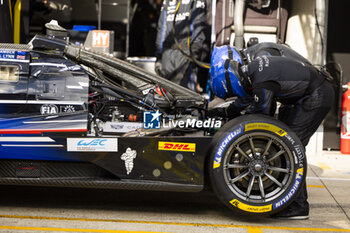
[121,147,137,175]
[213,127,243,168]
[273,168,303,209]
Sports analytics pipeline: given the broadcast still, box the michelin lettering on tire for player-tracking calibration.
[213,126,243,169]
[273,168,304,210]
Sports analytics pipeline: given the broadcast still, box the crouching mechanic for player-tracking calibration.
[208,46,334,220]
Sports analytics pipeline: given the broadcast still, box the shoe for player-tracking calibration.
[271,206,309,220]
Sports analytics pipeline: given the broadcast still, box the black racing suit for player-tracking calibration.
[155,0,208,91]
[228,55,334,211]
[241,42,312,66]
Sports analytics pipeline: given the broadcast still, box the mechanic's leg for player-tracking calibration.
[275,81,334,218]
[278,104,310,212]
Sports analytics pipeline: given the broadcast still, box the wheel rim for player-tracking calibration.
[222,132,295,204]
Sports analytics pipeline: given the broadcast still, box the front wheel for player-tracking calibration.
[209,114,306,216]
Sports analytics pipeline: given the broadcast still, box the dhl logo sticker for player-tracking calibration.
[158,141,196,152]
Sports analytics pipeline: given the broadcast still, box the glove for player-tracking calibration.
[226,103,242,119]
[154,60,164,76]
[207,108,226,118]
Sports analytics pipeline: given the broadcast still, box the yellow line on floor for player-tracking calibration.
[0,225,168,233]
[247,227,263,233]
[1,215,350,232]
[307,185,326,188]
[318,162,331,170]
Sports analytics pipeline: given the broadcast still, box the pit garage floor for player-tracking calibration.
[0,152,349,233]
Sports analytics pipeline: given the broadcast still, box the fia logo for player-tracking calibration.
[40,104,58,115]
[143,111,161,129]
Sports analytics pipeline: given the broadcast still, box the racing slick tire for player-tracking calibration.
[208,114,306,216]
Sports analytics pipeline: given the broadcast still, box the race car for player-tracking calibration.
[0,28,306,216]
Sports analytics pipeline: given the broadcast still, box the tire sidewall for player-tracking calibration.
[209,114,307,215]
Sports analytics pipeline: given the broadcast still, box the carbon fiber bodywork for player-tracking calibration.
[0,160,106,178]
[0,159,202,192]
[0,177,202,192]
[0,136,211,187]
[0,43,31,50]
[0,136,210,191]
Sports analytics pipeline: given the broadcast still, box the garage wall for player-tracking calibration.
[285,0,318,62]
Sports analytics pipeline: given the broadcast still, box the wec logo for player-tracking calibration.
[67,138,118,152]
[77,139,107,146]
[158,141,196,152]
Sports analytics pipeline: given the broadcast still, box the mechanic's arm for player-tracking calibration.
[207,97,252,119]
[155,1,166,59]
[226,97,252,118]
[155,2,166,76]
[249,81,280,116]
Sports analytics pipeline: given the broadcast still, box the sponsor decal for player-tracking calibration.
[67,138,118,152]
[0,50,27,60]
[92,30,110,47]
[40,104,58,115]
[143,111,221,129]
[17,51,26,55]
[273,168,304,210]
[62,105,76,113]
[230,199,272,213]
[245,123,287,137]
[158,141,196,152]
[213,127,243,169]
[143,111,161,129]
[103,122,142,133]
[0,50,15,60]
[121,147,137,175]
[162,118,221,129]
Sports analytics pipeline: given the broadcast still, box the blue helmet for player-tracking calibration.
[210,46,250,99]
